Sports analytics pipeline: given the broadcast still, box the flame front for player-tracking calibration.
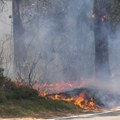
[47,92,97,111]
[74,93,95,109]
[33,80,100,111]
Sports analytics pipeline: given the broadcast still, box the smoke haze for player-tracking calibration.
[1,0,120,108]
[22,0,94,83]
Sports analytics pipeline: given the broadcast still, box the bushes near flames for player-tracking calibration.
[0,67,38,102]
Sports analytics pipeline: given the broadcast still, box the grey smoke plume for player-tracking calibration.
[22,0,94,83]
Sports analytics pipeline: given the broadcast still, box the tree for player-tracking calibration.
[12,0,26,76]
[93,0,112,81]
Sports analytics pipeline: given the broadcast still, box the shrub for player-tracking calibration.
[0,67,6,102]
[0,67,39,101]
[13,87,38,100]
[0,90,7,103]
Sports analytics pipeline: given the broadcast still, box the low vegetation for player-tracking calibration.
[0,98,82,118]
[0,67,82,118]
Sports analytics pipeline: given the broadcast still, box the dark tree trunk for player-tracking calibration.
[12,0,26,75]
[94,0,111,81]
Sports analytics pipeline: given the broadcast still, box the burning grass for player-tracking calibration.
[1,79,120,118]
[0,71,82,118]
[47,92,96,110]
[33,81,102,112]
[1,70,120,118]
[44,88,102,112]
[0,75,83,118]
[39,87,120,112]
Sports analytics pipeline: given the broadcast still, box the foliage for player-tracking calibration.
[0,67,39,102]
[9,86,38,100]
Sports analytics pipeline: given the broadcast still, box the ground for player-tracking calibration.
[0,108,120,120]
[54,108,120,120]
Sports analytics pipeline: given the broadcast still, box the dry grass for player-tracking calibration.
[0,98,82,119]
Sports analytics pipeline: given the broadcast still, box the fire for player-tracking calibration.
[74,93,95,109]
[47,92,97,111]
[33,79,100,111]
[33,79,92,96]
[51,94,62,100]
[14,79,118,111]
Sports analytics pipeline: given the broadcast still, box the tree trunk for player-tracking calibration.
[94,0,111,81]
[12,0,26,76]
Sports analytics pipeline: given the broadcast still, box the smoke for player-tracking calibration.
[2,0,120,108]
[22,0,94,83]
[90,24,120,108]
[109,26,120,92]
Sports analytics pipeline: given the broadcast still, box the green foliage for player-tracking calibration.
[0,90,7,103]
[0,67,39,102]
[11,87,38,100]
[0,67,5,87]
[0,67,7,102]
[0,99,81,118]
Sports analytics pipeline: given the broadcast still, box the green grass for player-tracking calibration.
[0,97,82,118]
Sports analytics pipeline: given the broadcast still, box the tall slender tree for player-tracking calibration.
[93,0,112,81]
[12,0,26,75]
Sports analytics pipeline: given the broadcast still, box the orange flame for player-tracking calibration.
[33,79,93,96]
[14,79,101,111]
[33,79,99,110]
[47,92,97,110]
[74,93,95,109]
